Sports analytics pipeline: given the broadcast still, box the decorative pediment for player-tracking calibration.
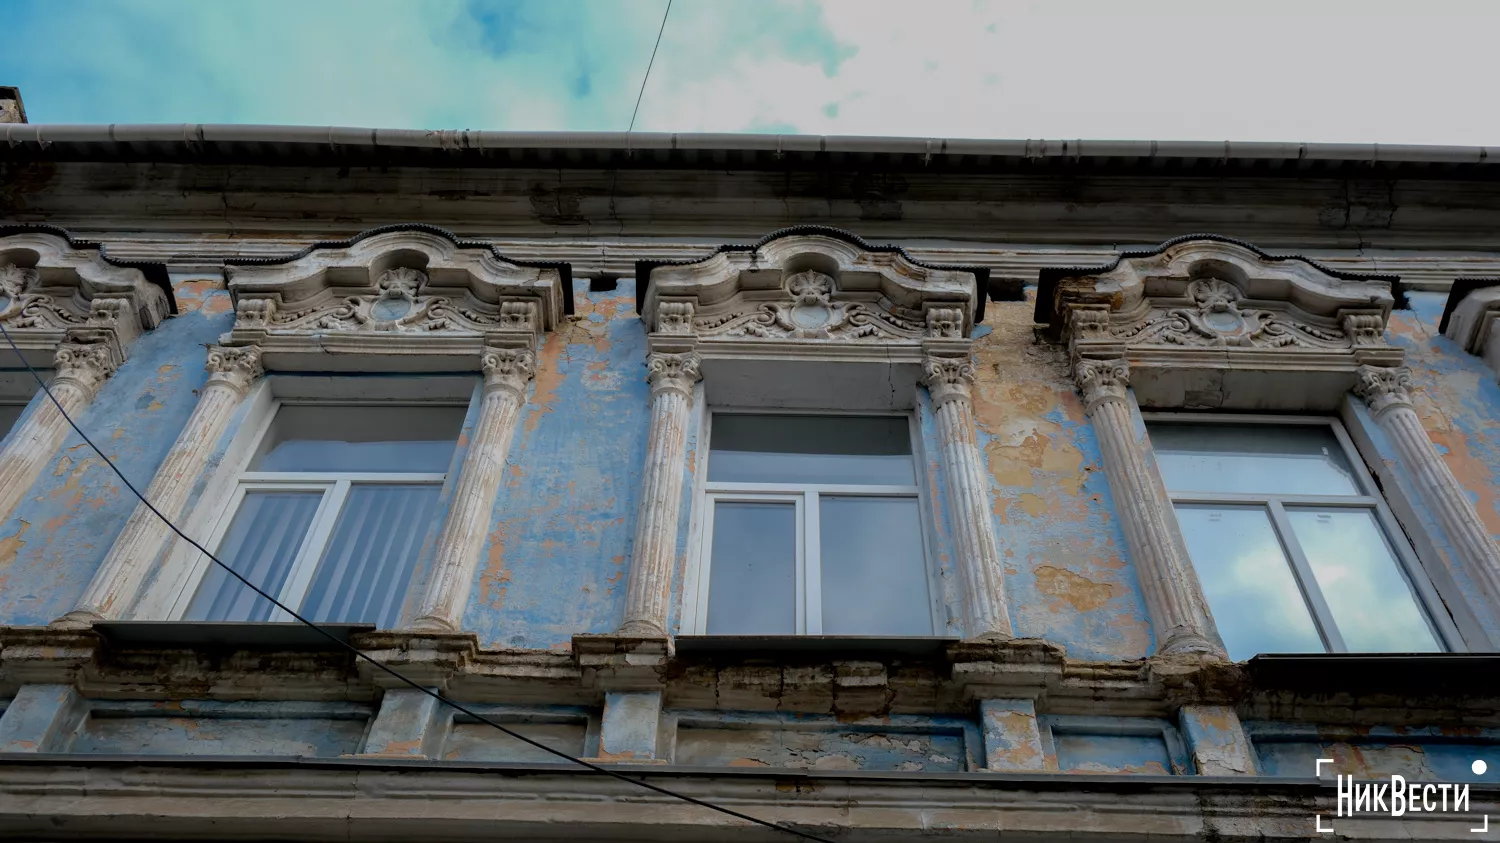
[223,226,570,371]
[0,230,171,369]
[1037,236,1404,410]
[1442,279,1500,379]
[639,226,980,361]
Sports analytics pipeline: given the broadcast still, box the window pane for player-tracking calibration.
[185,491,323,622]
[1150,423,1361,496]
[0,403,24,438]
[1287,507,1443,653]
[709,414,914,485]
[300,484,441,629]
[819,496,932,635]
[706,501,797,634]
[1174,503,1325,660]
[250,405,465,473]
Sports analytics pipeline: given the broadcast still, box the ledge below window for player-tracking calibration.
[674,635,961,659]
[93,621,375,651]
[1248,652,1500,695]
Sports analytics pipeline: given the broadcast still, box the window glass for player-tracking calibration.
[249,405,466,473]
[705,501,797,635]
[1287,507,1442,653]
[0,402,24,438]
[1151,423,1360,496]
[709,414,914,485]
[186,491,323,622]
[819,496,931,635]
[1174,503,1325,660]
[302,484,443,628]
[187,402,461,627]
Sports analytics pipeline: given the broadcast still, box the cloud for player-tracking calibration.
[1,0,1497,144]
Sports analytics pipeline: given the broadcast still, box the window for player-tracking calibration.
[1148,417,1457,660]
[176,403,465,628]
[0,401,25,439]
[687,413,936,636]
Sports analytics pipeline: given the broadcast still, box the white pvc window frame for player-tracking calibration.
[166,397,456,622]
[681,406,944,636]
[1144,411,1464,653]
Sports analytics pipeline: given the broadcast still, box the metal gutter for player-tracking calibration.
[3,123,1495,168]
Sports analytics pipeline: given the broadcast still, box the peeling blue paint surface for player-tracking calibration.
[68,699,371,757]
[461,280,649,649]
[670,710,979,771]
[0,277,235,624]
[1249,722,1500,782]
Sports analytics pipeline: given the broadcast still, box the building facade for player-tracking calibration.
[4,105,1500,840]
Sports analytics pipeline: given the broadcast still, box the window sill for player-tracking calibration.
[674,635,960,659]
[1248,652,1500,694]
[94,621,375,651]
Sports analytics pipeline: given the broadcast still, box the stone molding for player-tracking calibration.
[0,233,168,528]
[0,233,169,370]
[409,346,535,633]
[627,232,1004,639]
[1069,356,1226,659]
[222,229,566,372]
[58,345,268,626]
[1354,363,1500,624]
[641,231,979,362]
[1044,236,1404,411]
[1442,281,1500,378]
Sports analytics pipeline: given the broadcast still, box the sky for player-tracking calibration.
[0,0,1494,145]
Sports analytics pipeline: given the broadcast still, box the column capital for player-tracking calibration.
[922,355,976,409]
[481,346,536,397]
[1074,357,1130,412]
[204,345,264,396]
[1354,364,1414,416]
[52,342,118,397]
[645,351,702,398]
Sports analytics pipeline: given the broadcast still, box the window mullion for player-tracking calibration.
[1266,499,1348,653]
[271,480,348,622]
[802,492,822,635]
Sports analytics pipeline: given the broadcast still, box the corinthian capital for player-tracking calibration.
[52,342,119,397]
[922,355,975,409]
[646,351,702,397]
[1075,357,1130,412]
[482,346,536,396]
[204,345,264,395]
[1354,364,1414,416]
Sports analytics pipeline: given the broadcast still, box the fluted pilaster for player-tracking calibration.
[410,347,534,631]
[1075,357,1225,657]
[618,351,701,636]
[1355,364,1500,611]
[57,346,264,626]
[922,355,1011,638]
[0,343,117,526]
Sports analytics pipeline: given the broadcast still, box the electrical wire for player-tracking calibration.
[627,0,672,135]
[0,322,839,843]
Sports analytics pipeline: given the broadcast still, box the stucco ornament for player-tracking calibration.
[626,228,1005,641]
[0,233,170,531]
[223,228,566,372]
[1118,275,1350,349]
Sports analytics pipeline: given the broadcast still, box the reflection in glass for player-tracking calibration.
[303,485,441,628]
[186,491,322,622]
[819,496,930,635]
[1287,507,1442,653]
[706,501,797,634]
[1175,503,1325,660]
[250,405,465,473]
[1150,423,1360,496]
[709,414,914,485]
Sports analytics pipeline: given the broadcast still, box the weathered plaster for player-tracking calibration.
[1178,704,1257,775]
[1249,722,1500,783]
[1390,292,1500,539]
[0,275,232,624]
[462,280,650,649]
[978,698,1048,772]
[969,290,1152,659]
